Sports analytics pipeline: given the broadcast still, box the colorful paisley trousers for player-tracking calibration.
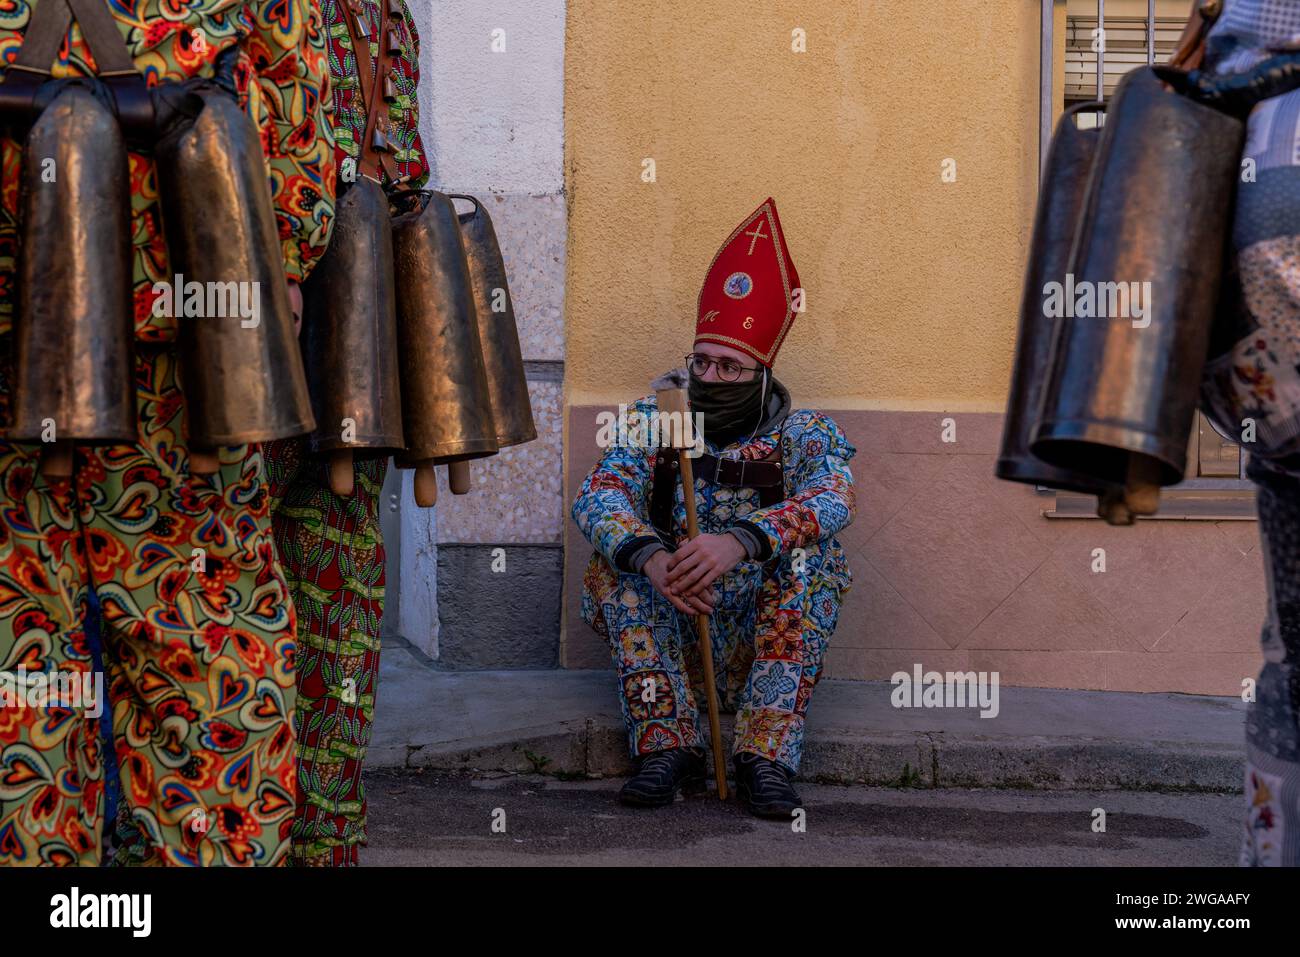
[265,439,386,867]
[575,397,856,774]
[0,349,298,867]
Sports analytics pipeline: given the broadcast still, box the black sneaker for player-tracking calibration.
[618,748,707,807]
[734,752,801,819]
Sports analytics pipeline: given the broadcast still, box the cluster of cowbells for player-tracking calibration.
[301,180,536,506]
[0,68,534,503]
[997,65,1245,525]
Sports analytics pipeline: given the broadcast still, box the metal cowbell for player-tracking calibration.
[8,85,135,477]
[997,102,1120,499]
[453,193,537,450]
[1032,67,1244,521]
[392,190,499,506]
[154,88,315,470]
[300,176,404,493]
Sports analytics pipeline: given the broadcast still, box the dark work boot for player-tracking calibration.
[734,752,801,819]
[618,747,707,807]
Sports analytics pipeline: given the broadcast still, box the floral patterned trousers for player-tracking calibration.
[586,554,843,775]
[0,348,299,867]
[1241,457,1300,866]
[265,439,386,867]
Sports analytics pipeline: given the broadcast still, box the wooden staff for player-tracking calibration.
[655,378,728,800]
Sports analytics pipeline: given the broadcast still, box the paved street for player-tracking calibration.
[360,769,1241,866]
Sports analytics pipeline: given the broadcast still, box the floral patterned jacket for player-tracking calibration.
[572,392,857,620]
[0,0,336,342]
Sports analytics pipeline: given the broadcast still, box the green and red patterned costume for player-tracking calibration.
[0,0,336,865]
[267,0,427,867]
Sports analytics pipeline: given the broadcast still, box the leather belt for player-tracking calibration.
[649,447,784,540]
[691,451,783,491]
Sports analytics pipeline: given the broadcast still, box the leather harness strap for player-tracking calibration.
[10,0,74,74]
[11,0,140,77]
[65,0,137,75]
[650,443,785,541]
[693,451,785,492]
[338,0,401,185]
[1168,0,1221,71]
[1,0,233,144]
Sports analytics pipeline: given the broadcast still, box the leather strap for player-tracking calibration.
[11,0,138,77]
[66,0,136,75]
[10,0,73,74]
[1168,0,1222,71]
[649,444,784,540]
[692,451,784,492]
[338,0,400,185]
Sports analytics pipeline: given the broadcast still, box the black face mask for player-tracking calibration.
[688,370,768,445]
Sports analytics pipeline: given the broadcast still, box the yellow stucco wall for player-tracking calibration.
[559,1,1260,695]
[564,0,1049,413]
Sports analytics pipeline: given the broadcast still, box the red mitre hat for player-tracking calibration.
[694,197,801,367]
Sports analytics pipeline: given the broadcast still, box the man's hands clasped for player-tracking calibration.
[643,531,748,616]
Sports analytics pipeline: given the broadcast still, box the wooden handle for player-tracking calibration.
[447,460,471,495]
[1124,457,1163,518]
[678,453,702,540]
[329,449,354,497]
[1097,488,1134,526]
[190,449,220,476]
[414,462,437,507]
[1096,457,1163,525]
[1124,483,1162,517]
[654,385,694,449]
[676,450,728,801]
[41,441,74,479]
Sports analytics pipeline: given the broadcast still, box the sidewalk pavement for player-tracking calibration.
[372,637,1248,791]
[362,773,1242,866]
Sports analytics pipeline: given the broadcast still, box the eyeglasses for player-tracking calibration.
[685,353,759,383]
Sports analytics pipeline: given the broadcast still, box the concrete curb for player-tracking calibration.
[371,715,1245,792]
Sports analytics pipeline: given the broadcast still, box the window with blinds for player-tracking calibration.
[1064,16,1186,103]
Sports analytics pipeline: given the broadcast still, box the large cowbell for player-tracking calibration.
[997,102,1116,497]
[154,88,314,464]
[1032,67,1244,510]
[300,177,404,493]
[7,85,135,473]
[452,194,537,449]
[391,190,499,507]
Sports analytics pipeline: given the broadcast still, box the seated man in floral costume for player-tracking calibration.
[572,198,857,818]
